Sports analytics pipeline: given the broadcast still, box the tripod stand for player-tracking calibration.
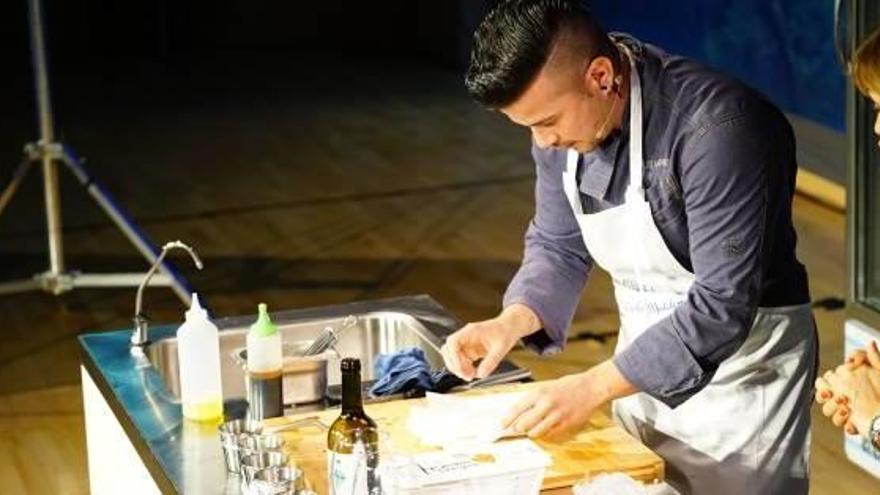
[0,0,194,304]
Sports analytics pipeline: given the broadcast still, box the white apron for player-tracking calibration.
[561,47,817,494]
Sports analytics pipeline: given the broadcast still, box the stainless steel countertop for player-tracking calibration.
[78,295,505,494]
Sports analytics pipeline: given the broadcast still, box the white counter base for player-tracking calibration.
[81,365,161,494]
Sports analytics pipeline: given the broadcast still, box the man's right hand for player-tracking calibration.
[440,303,542,381]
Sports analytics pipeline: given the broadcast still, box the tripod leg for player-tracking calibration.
[0,156,35,217]
[0,277,42,295]
[59,146,196,304]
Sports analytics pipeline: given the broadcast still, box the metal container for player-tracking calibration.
[220,440,243,475]
[240,451,290,486]
[218,419,264,474]
[240,433,286,453]
[252,465,305,493]
[233,341,334,405]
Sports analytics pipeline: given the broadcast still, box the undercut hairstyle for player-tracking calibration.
[465,0,616,109]
[853,25,880,96]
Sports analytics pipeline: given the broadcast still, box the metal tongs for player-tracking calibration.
[301,315,358,356]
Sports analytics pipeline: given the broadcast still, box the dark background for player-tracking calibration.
[0,0,845,126]
[0,1,487,88]
[0,0,849,190]
[0,0,493,185]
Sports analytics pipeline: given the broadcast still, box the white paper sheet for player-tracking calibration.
[407,391,527,450]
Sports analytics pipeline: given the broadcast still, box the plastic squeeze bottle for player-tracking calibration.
[246,303,284,420]
[176,293,224,421]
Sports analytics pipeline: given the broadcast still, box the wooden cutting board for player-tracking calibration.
[263,381,664,493]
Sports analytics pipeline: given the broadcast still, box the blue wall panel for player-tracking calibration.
[591,0,846,132]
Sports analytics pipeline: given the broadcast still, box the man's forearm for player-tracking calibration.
[498,304,639,401]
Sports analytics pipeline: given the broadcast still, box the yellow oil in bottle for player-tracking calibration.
[183,398,224,422]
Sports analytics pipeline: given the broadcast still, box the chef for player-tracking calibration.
[441,1,817,494]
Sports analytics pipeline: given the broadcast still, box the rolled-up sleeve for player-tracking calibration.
[614,114,773,408]
[503,144,593,355]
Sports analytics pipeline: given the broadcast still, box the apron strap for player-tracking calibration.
[564,149,585,215]
[563,44,650,293]
[619,44,648,291]
[621,44,645,202]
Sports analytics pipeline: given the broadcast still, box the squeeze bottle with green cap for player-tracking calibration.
[176,293,223,421]
[246,303,283,420]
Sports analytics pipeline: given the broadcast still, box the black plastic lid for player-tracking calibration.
[340,357,361,373]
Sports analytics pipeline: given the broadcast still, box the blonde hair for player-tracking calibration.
[853,26,880,96]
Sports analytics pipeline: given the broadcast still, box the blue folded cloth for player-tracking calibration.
[368,347,452,397]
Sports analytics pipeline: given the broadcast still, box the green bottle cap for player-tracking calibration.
[249,303,278,337]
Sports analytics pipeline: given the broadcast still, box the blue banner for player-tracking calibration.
[591,0,846,132]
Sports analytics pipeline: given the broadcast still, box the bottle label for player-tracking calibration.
[328,450,368,495]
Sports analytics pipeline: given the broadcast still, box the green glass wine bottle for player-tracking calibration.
[327,358,381,494]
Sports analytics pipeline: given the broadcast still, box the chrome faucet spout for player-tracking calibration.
[131,241,203,347]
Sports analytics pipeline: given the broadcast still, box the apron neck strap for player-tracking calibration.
[620,44,644,201]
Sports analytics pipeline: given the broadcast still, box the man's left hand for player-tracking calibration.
[501,372,601,440]
[501,359,636,440]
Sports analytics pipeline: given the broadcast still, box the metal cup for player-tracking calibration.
[240,433,286,453]
[251,465,304,494]
[240,451,290,487]
[220,440,243,474]
[218,419,264,473]
[219,418,263,438]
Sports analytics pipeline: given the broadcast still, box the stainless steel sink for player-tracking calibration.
[147,311,447,403]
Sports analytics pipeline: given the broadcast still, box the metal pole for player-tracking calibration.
[61,148,196,304]
[28,0,64,275]
[0,157,34,216]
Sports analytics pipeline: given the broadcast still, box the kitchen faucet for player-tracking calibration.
[131,241,203,347]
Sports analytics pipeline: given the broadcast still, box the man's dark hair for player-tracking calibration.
[465,0,615,108]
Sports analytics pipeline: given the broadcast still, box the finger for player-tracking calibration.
[845,421,859,435]
[815,389,833,404]
[867,341,880,370]
[440,342,458,375]
[475,346,505,379]
[462,346,482,363]
[832,406,850,427]
[822,399,841,418]
[512,399,552,435]
[502,391,539,429]
[442,336,475,381]
[528,412,561,439]
[825,368,851,395]
[846,350,867,370]
[814,377,833,404]
[822,369,836,385]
